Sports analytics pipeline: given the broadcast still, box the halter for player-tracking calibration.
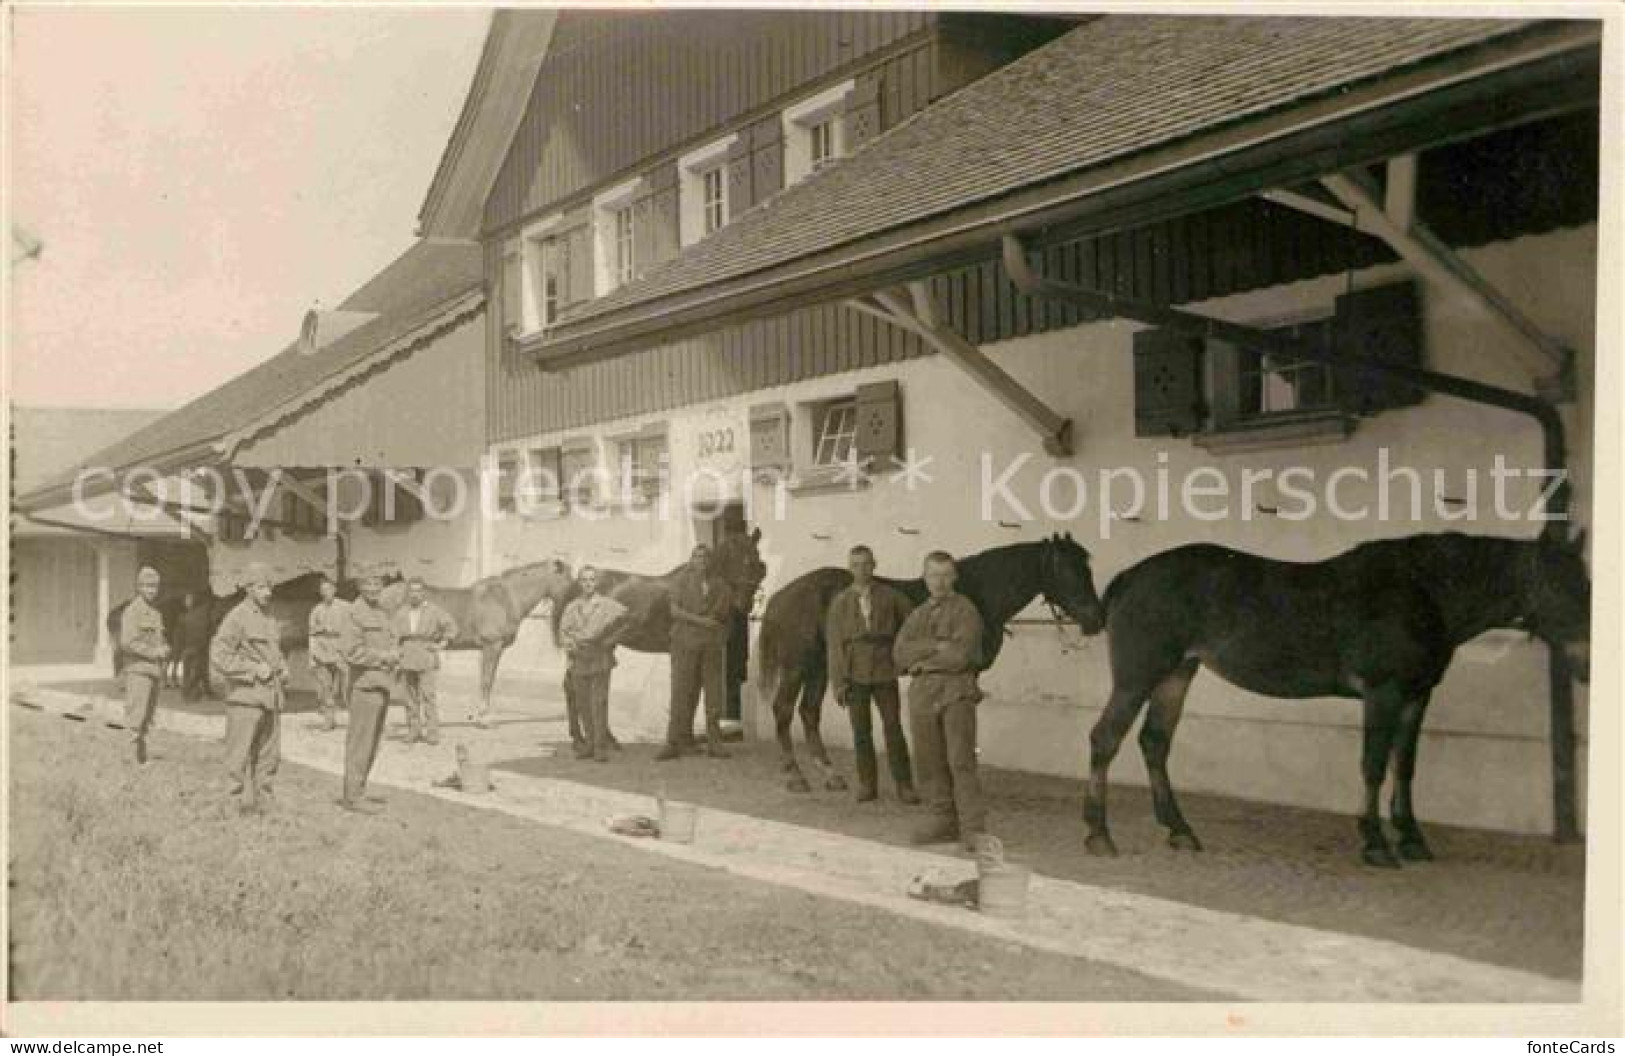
[1037,539,1085,652]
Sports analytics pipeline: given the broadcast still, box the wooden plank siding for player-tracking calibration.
[487,196,1400,443]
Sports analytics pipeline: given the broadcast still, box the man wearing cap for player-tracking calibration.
[558,566,630,762]
[657,544,734,761]
[894,551,988,849]
[392,577,458,746]
[340,569,399,812]
[210,564,287,813]
[118,566,170,764]
[307,574,350,732]
[826,544,919,804]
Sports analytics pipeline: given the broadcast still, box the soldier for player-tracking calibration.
[657,543,733,761]
[340,569,398,812]
[307,575,350,732]
[392,577,458,746]
[210,564,287,814]
[893,551,988,849]
[117,566,169,764]
[177,591,215,701]
[558,566,630,762]
[826,545,919,804]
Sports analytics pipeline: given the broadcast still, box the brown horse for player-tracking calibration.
[544,528,769,743]
[1084,531,1592,866]
[756,533,1108,793]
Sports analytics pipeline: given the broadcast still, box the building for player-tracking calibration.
[422,12,1598,834]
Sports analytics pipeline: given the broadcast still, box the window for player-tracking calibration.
[702,167,727,235]
[1228,320,1339,422]
[281,484,327,537]
[522,448,563,507]
[528,235,564,331]
[592,177,643,295]
[362,470,425,528]
[495,452,520,513]
[811,399,859,469]
[808,118,836,171]
[560,439,599,507]
[615,432,668,501]
[613,206,635,286]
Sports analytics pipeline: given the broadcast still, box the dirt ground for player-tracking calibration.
[6,706,1215,1002]
[500,734,1587,982]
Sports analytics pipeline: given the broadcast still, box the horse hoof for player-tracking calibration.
[825,775,848,792]
[1362,846,1402,868]
[1085,832,1119,858]
[1397,839,1434,862]
[1168,829,1203,852]
[786,776,812,794]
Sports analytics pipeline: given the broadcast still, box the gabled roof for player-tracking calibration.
[416,10,560,240]
[18,241,484,510]
[536,15,1596,361]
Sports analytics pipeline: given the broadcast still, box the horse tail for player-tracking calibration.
[755,616,783,701]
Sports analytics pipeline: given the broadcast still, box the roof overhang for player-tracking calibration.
[528,20,1599,369]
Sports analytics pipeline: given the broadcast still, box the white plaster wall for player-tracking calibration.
[477,225,1596,834]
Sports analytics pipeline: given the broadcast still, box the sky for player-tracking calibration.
[8,5,490,410]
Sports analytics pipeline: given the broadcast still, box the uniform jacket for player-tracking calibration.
[210,598,289,710]
[118,596,169,678]
[344,599,400,694]
[893,592,985,709]
[307,599,351,666]
[668,567,731,651]
[560,592,630,675]
[826,582,914,690]
[392,601,457,672]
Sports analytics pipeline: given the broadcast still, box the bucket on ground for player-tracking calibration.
[456,744,492,794]
[971,835,1029,918]
[659,799,698,844]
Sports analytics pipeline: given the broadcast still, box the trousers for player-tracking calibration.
[223,704,280,802]
[400,669,439,741]
[124,672,160,743]
[569,669,612,758]
[343,686,390,803]
[907,684,986,835]
[667,642,725,747]
[846,681,913,793]
[312,660,348,720]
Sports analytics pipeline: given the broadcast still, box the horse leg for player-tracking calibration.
[1139,659,1202,851]
[1358,689,1404,868]
[1084,685,1154,857]
[477,643,500,728]
[799,663,846,792]
[773,667,812,793]
[1389,694,1434,861]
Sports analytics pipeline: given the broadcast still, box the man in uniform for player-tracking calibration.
[341,568,398,812]
[210,564,287,813]
[657,543,733,761]
[117,566,170,764]
[307,574,350,731]
[558,566,630,762]
[826,545,919,804]
[392,577,458,746]
[894,551,987,848]
[177,591,215,701]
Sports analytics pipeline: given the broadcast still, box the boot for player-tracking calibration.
[910,815,961,846]
[897,783,921,805]
[134,737,149,765]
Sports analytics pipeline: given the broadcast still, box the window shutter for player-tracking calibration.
[649,162,680,265]
[560,438,598,507]
[1133,329,1206,437]
[564,223,593,305]
[853,380,902,466]
[501,237,523,335]
[843,74,883,151]
[1333,281,1425,416]
[749,403,791,477]
[750,116,784,202]
[726,136,754,220]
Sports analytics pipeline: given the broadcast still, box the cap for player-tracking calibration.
[136,566,161,585]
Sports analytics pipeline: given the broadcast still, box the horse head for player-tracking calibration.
[1522,528,1591,682]
[1040,531,1107,635]
[714,527,768,616]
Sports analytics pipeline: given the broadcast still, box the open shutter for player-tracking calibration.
[750,116,784,202]
[843,73,883,151]
[726,136,754,221]
[564,220,592,305]
[649,162,680,265]
[1334,281,1424,416]
[853,380,902,467]
[749,402,791,478]
[1133,329,1206,437]
[501,237,523,335]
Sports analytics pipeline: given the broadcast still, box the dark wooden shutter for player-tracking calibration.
[750,116,783,203]
[843,73,883,151]
[749,403,791,476]
[726,137,754,221]
[1333,281,1424,416]
[501,237,523,335]
[853,380,902,466]
[630,180,656,283]
[1133,329,1206,437]
[649,162,680,265]
[564,221,592,304]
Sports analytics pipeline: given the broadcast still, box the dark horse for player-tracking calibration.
[756,533,1108,793]
[544,529,769,742]
[1085,531,1592,867]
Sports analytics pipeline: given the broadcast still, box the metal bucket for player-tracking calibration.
[458,759,492,795]
[976,860,1031,918]
[659,799,698,844]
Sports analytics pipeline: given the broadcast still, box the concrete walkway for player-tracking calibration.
[9,675,1581,1004]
